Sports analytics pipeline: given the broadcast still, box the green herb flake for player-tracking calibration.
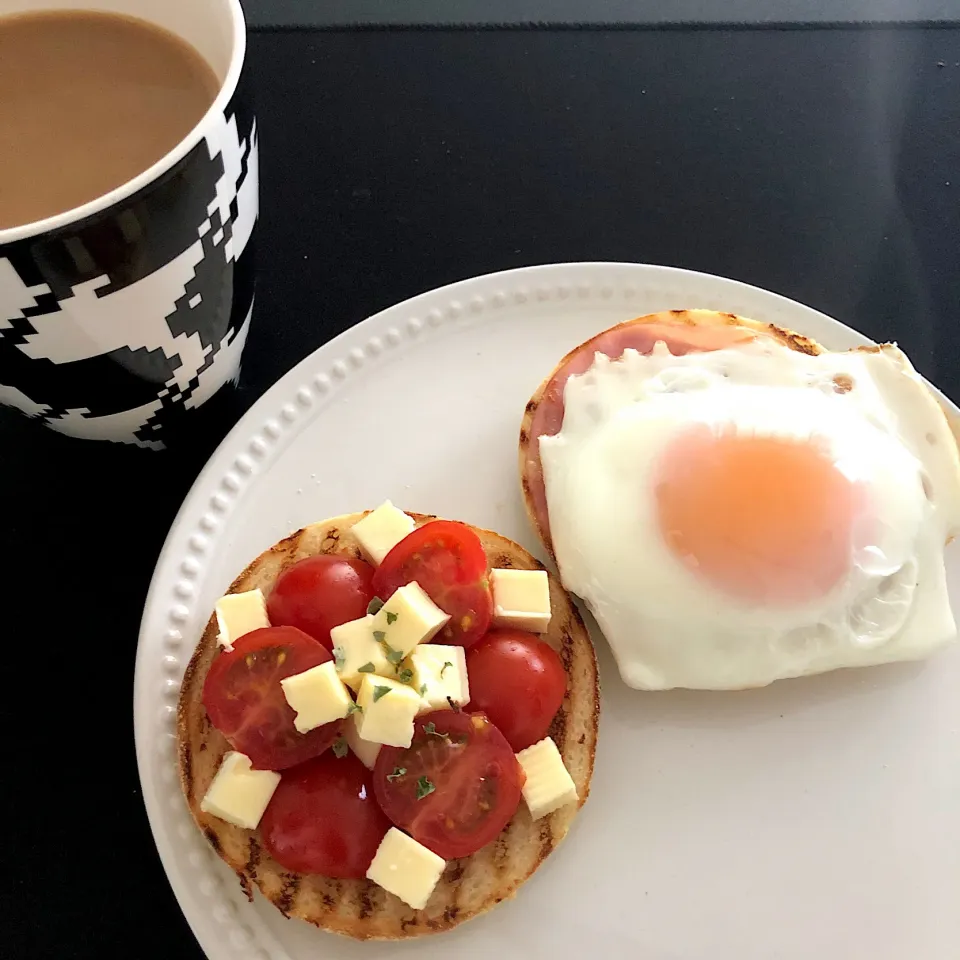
[419,683,428,696]
[398,667,414,683]
[367,597,384,616]
[373,685,391,703]
[358,662,376,673]
[386,647,404,665]
[440,661,453,677]
[333,646,346,671]
[447,696,461,712]
[387,766,406,782]
[373,630,386,643]
[347,702,363,715]
[424,721,451,741]
[332,736,348,758]
[416,776,436,800]
[386,611,398,625]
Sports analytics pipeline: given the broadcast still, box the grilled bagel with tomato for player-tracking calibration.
[177,511,599,940]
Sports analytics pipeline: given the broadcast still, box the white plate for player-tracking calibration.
[135,262,960,960]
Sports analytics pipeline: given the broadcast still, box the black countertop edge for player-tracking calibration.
[248,20,960,32]
[242,0,960,30]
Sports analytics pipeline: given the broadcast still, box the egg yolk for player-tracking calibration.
[654,427,862,605]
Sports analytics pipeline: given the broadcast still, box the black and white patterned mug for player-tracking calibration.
[0,0,256,450]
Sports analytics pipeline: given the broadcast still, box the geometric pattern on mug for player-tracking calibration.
[0,103,258,450]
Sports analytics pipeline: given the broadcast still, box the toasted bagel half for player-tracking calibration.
[177,511,600,940]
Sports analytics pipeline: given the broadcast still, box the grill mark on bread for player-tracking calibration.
[276,874,301,917]
[525,398,538,414]
[550,627,575,753]
[203,827,222,856]
[769,324,820,356]
[246,837,262,886]
[181,741,194,800]
[357,883,374,920]
[491,830,511,876]
[321,533,340,553]
[538,819,556,860]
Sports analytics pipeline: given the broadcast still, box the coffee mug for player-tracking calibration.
[0,0,256,450]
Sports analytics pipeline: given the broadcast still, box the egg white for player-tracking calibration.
[539,339,960,690]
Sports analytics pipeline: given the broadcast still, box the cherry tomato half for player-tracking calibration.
[465,630,567,751]
[261,750,391,877]
[373,711,524,859]
[267,555,375,650]
[372,521,493,648]
[202,626,341,770]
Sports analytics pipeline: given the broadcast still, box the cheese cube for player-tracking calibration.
[280,661,353,733]
[366,828,446,910]
[490,568,551,633]
[371,582,450,657]
[215,588,269,651]
[515,737,578,820]
[351,501,415,565]
[199,752,280,830]
[355,674,421,747]
[407,644,469,713]
[331,615,392,692]
[343,710,382,769]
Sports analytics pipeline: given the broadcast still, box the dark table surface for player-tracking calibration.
[8,24,960,959]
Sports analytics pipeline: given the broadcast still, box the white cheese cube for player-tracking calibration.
[490,568,551,633]
[371,582,450,657]
[355,674,421,747]
[280,661,353,733]
[199,752,280,830]
[407,644,469,714]
[366,827,446,910]
[352,501,415,565]
[215,588,269,651]
[343,710,382,769]
[516,737,578,820]
[331,615,392,692]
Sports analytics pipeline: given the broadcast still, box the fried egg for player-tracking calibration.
[538,338,960,689]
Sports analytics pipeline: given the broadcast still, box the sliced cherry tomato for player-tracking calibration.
[261,750,390,877]
[465,629,567,751]
[267,555,375,650]
[202,626,341,770]
[372,521,493,648]
[373,710,523,859]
